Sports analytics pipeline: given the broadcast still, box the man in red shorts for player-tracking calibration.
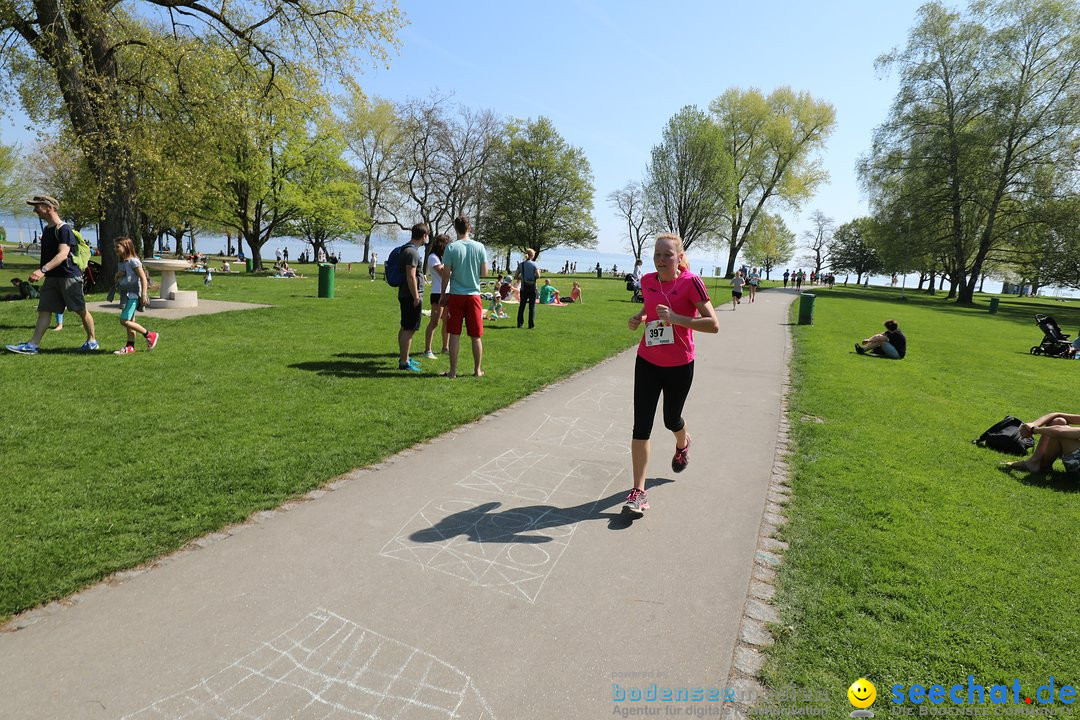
[438,215,488,378]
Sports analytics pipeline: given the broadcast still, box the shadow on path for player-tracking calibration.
[410,478,674,543]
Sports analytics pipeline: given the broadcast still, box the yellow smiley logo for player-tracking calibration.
[848,678,877,709]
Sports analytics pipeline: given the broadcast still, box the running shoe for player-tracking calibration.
[672,435,692,473]
[79,339,99,351]
[424,350,438,360]
[854,342,865,355]
[114,346,136,355]
[5,342,39,355]
[398,361,421,373]
[622,488,649,518]
[146,331,159,350]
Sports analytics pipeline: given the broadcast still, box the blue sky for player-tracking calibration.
[348,0,929,254]
[1,0,931,257]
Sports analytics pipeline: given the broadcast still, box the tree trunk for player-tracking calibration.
[246,234,263,270]
[96,185,139,293]
[725,241,739,279]
[946,267,961,300]
[927,271,936,294]
[363,231,372,263]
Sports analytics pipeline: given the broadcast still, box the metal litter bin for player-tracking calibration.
[798,293,816,325]
[989,297,1000,314]
[318,263,335,299]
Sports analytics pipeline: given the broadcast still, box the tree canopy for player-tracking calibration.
[711,87,835,277]
[862,0,1080,303]
[482,116,596,260]
[0,0,403,276]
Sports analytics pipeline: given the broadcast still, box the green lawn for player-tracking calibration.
[0,249,646,619]
[764,284,1080,713]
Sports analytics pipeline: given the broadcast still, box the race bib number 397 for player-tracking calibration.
[644,319,674,346]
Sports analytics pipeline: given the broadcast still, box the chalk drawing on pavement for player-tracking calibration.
[122,608,496,719]
[454,449,623,504]
[380,455,623,603]
[526,415,629,454]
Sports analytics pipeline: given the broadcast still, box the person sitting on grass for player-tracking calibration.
[568,281,582,304]
[1002,413,1080,476]
[4,277,39,301]
[538,278,562,305]
[854,319,906,359]
[486,295,508,320]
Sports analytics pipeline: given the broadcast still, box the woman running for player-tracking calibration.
[624,233,719,518]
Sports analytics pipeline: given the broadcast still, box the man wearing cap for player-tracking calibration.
[5,195,98,354]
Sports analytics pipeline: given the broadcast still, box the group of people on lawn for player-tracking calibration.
[393,219,584,377]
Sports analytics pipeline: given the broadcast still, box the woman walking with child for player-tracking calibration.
[112,237,159,355]
[623,233,719,518]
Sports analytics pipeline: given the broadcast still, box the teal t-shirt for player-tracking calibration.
[443,238,487,295]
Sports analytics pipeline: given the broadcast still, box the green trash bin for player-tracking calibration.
[245,258,253,273]
[798,293,816,325]
[988,297,1000,314]
[318,263,335,299]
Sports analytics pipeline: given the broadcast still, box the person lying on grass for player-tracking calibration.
[1002,413,1080,475]
[854,319,906,359]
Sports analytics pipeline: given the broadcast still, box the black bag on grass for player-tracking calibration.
[974,416,1034,456]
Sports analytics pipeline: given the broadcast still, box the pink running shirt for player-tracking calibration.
[636,270,711,367]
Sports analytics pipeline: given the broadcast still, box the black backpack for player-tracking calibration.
[973,416,1034,456]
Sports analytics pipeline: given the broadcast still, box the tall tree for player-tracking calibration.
[483,116,596,260]
[0,0,402,280]
[800,210,835,277]
[829,218,883,285]
[341,89,405,263]
[741,212,796,280]
[0,141,30,212]
[195,63,318,270]
[26,135,98,231]
[710,87,836,277]
[388,95,502,240]
[866,0,1080,304]
[643,105,728,252]
[608,182,652,263]
[287,125,368,263]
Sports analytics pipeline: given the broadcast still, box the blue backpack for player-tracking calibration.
[384,242,411,287]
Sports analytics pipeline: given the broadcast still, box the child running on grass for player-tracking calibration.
[112,236,159,355]
[623,233,719,519]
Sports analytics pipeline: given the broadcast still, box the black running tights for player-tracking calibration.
[632,356,695,440]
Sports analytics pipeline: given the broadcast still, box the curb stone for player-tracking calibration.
[722,302,795,716]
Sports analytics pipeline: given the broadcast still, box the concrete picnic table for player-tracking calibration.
[143,258,198,309]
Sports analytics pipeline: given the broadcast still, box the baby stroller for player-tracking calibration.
[625,273,643,303]
[82,260,102,293]
[1029,314,1074,358]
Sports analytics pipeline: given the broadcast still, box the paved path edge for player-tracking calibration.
[0,345,636,634]
[722,300,796,719]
